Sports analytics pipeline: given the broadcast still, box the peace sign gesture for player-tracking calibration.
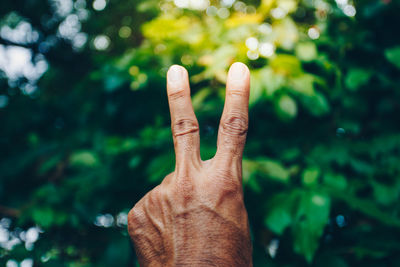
[128,62,252,267]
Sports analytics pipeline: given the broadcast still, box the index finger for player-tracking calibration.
[215,62,250,162]
[166,65,201,170]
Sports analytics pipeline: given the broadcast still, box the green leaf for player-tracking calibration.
[264,192,298,234]
[70,151,99,167]
[296,42,317,62]
[256,67,286,97]
[249,70,265,104]
[345,68,371,91]
[373,182,400,206]
[105,137,138,155]
[247,176,263,193]
[142,16,192,41]
[32,207,54,228]
[323,173,347,190]
[38,154,63,175]
[276,94,298,119]
[301,91,330,116]
[289,74,315,96]
[270,54,303,76]
[293,191,330,263]
[385,46,400,69]
[243,159,257,183]
[258,159,290,182]
[128,156,141,168]
[264,203,292,234]
[302,167,320,186]
[147,153,175,182]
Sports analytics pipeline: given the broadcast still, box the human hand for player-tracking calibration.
[128,62,252,266]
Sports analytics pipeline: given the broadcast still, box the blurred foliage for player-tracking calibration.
[1,0,400,266]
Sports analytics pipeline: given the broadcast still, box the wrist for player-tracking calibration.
[171,230,252,266]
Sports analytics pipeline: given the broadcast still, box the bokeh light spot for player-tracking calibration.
[93,35,110,50]
[258,23,272,35]
[343,5,356,17]
[217,7,230,19]
[336,215,347,227]
[206,6,218,16]
[119,26,132,38]
[308,27,320,39]
[6,260,18,267]
[336,127,346,137]
[271,7,287,19]
[247,50,259,60]
[93,0,106,11]
[259,42,275,57]
[233,1,246,12]
[129,66,139,76]
[245,37,258,50]
[267,239,279,258]
[21,259,33,267]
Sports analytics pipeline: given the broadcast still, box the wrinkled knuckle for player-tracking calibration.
[128,205,145,236]
[148,185,166,204]
[228,90,247,98]
[228,86,249,98]
[167,88,187,100]
[221,114,248,136]
[172,118,199,137]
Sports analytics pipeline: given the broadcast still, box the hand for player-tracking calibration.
[128,62,252,266]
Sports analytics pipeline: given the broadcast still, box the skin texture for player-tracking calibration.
[128,62,253,267]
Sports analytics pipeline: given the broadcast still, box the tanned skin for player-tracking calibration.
[128,62,253,266]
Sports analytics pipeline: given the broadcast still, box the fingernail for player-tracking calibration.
[229,62,247,80]
[168,65,182,82]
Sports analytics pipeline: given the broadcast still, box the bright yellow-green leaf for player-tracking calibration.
[289,74,315,95]
[142,16,192,41]
[251,68,286,101]
[249,71,265,105]
[270,54,302,76]
[296,42,317,62]
[225,13,264,28]
[278,0,298,13]
[197,45,237,82]
[273,18,299,50]
[260,0,275,13]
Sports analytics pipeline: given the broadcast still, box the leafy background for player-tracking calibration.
[1,0,400,266]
